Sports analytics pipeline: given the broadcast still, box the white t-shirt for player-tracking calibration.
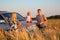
[26,16,31,22]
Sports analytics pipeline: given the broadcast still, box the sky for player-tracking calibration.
[0,0,60,17]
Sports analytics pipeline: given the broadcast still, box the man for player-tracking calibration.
[36,9,47,29]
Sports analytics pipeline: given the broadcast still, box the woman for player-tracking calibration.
[10,12,21,30]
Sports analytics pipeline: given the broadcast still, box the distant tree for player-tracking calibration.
[47,15,60,19]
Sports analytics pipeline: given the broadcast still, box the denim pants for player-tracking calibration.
[37,24,46,29]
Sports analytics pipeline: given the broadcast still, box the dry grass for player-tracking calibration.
[0,19,60,40]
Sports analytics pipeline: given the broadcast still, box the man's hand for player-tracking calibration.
[40,21,47,26]
[40,22,44,25]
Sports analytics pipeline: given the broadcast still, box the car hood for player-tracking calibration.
[21,21,27,27]
[21,21,37,27]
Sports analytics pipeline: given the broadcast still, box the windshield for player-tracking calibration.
[2,13,25,21]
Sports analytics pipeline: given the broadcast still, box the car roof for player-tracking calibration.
[0,11,11,14]
[0,11,7,13]
[0,11,25,19]
[0,11,19,14]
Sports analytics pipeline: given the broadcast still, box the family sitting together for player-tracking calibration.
[9,9,47,32]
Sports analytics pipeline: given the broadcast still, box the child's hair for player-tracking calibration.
[27,11,30,16]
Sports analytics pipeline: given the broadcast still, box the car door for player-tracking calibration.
[17,13,27,27]
[0,15,10,30]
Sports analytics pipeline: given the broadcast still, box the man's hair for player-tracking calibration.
[37,9,41,12]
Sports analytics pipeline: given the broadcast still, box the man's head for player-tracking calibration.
[37,9,42,15]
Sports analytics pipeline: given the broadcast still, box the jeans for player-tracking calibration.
[24,25,36,34]
[37,24,46,29]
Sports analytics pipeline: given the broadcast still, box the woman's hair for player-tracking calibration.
[10,12,17,24]
[11,12,17,21]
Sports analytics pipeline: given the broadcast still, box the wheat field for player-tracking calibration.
[0,19,60,40]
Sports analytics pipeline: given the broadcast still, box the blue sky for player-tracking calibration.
[0,0,60,17]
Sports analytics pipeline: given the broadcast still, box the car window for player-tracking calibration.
[17,13,25,21]
[2,13,12,21]
[2,13,25,21]
[0,15,5,23]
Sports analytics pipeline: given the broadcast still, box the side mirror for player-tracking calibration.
[0,20,6,24]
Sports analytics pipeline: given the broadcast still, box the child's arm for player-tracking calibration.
[30,16,32,22]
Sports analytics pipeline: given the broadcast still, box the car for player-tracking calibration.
[0,12,37,30]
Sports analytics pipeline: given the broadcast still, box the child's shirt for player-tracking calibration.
[26,16,31,22]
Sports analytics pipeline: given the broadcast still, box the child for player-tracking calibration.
[25,12,36,34]
[26,11,32,24]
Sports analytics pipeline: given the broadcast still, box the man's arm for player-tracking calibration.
[40,15,47,25]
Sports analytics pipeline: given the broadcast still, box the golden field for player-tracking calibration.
[0,19,60,40]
